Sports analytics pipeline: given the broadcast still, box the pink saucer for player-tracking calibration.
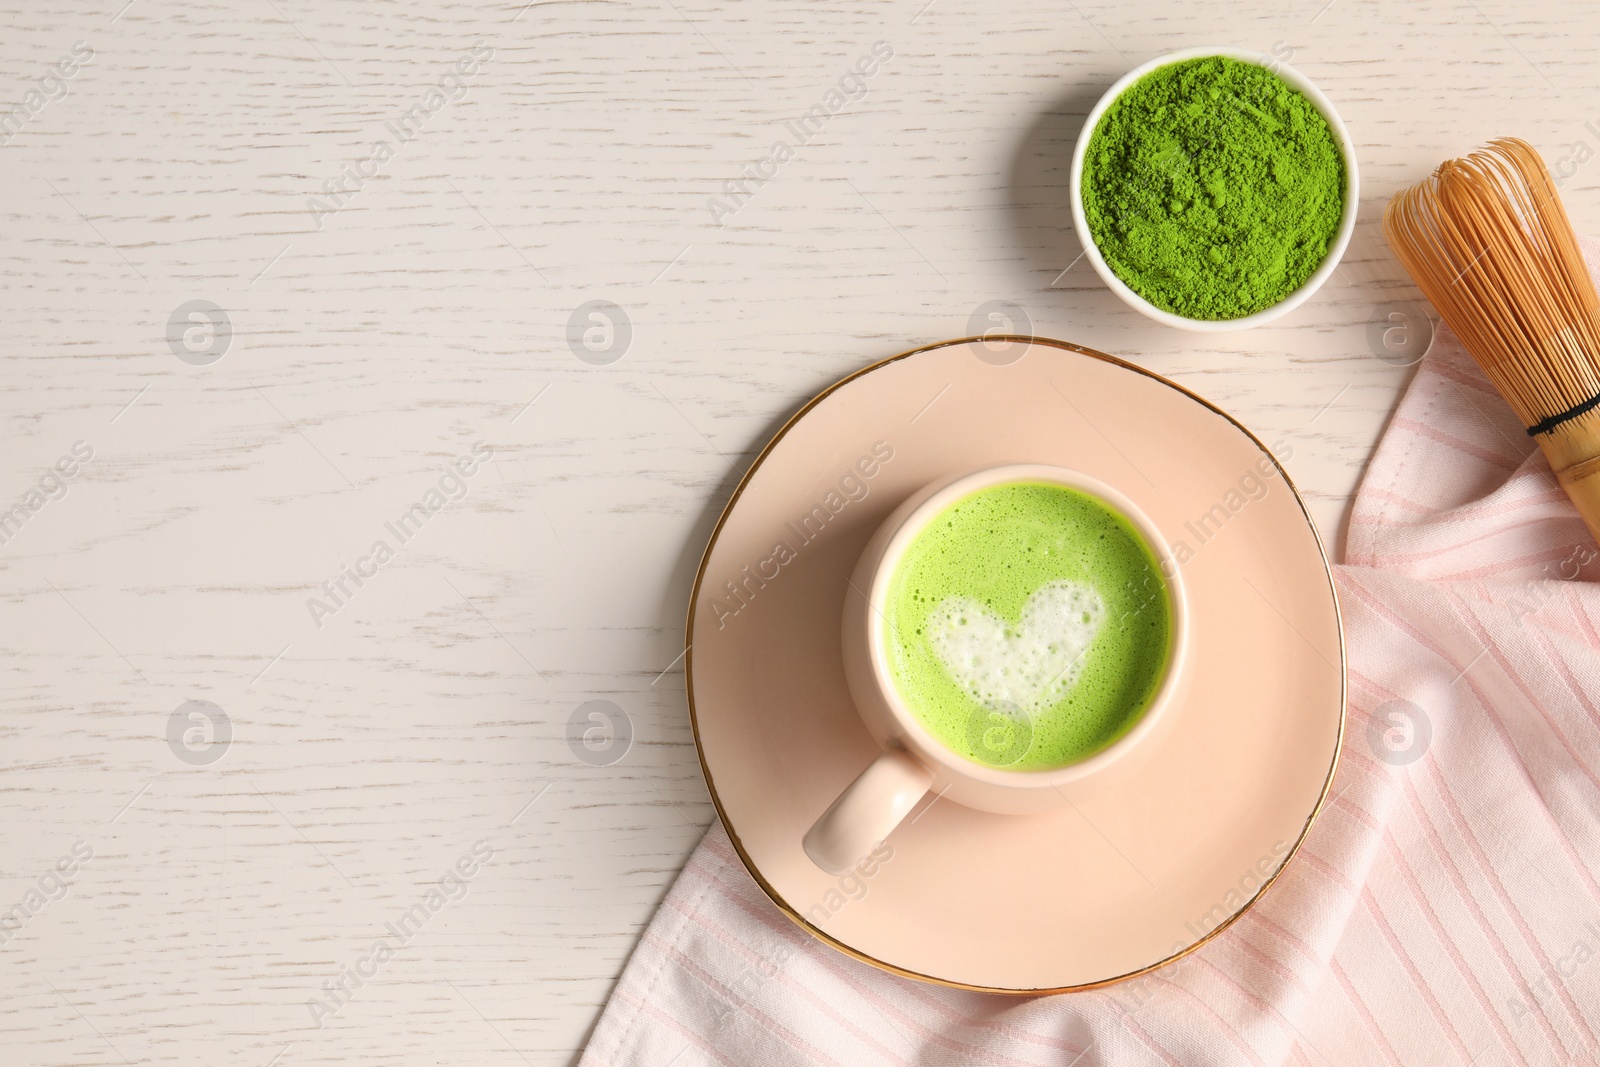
[686,337,1345,993]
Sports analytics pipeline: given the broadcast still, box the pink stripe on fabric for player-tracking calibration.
[1339,577,1598,881]
[659,897,916,1067]
[1350,483,1569,530]
[701,827,740,866]
[1351,661,1597,1058]
[1508,623,1600,778]
[1361,517,1556,567]
[1228,935,1311,994]
[714,887,1077,1067]
[1232,914,1379,1066]
[1329,773,1385,831]
[1440,586,1600,796]
[1245,911,1321,968]
[1350,487,1438,518]
[1117,1012,1187,1067]
[613,989,746,1067]
[1390,416,1522,472]
[1185,956,1310,1066]
[820,954,1067,1067]
[1563,584,1600,649]
[1432,542,1590,582]
[1442,624,1600,913]
[879,972,1089,1056]
[1153,969,1269,1067]
[1418,761,1600,1057]
[1359,886,1476,1063]
[1295,848,1360,897]
[1328,957,1406,1067]
[641,928,861,1067]
[1389,744,1573,1058]
[1382,831,1530,1067]
[1347,649,1600,1055]
[1527,625,1600,733]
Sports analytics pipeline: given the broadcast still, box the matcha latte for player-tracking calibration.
[882,481,1172,770]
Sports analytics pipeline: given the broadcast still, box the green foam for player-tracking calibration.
[883,482,1172,770]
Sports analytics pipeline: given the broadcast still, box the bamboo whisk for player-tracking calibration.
[1384,137,1600,545]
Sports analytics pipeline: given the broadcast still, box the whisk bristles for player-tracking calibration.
[1384,138,1600,439]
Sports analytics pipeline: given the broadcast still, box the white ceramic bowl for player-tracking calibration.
[1069,46,1360,332]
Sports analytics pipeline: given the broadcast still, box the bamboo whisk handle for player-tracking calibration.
[1546,445,1600,548]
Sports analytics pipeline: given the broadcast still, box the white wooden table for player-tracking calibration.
[3,1,1596,1062]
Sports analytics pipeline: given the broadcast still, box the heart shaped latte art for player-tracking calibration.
[925,580,1107,717]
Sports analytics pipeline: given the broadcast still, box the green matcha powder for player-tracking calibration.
[1081,56,1346,320]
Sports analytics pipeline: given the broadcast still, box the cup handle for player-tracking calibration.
[802,748,933,875]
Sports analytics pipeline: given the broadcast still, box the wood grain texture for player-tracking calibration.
[2,0,1597,1062]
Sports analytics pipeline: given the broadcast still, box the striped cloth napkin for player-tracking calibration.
[580,246,1600,1066]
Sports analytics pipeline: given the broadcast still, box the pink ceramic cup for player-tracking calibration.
[801,464,1189,875]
